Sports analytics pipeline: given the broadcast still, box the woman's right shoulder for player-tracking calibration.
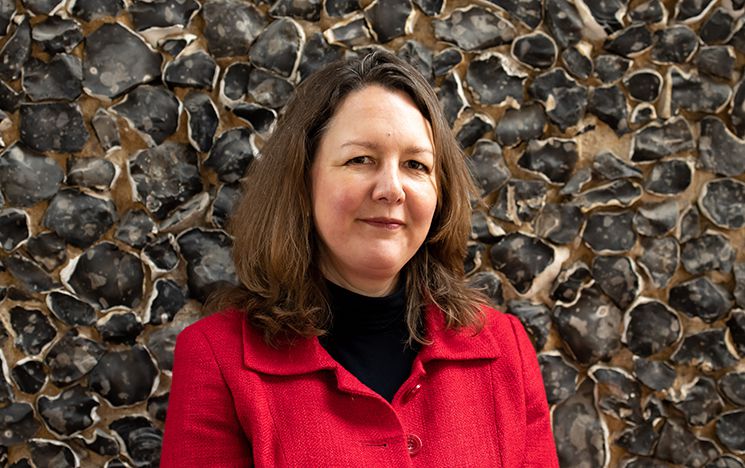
[176,307,247,352]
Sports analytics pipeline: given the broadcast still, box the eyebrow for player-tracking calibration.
[340,140,434,155]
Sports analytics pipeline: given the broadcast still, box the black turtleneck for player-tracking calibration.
[319,280,419,403]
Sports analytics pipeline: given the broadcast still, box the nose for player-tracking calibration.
[372,162,405,204]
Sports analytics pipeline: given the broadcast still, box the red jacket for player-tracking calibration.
[160,305,558,467]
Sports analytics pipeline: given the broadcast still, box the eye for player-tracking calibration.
[405,160,431,172]
[346,156,372,165]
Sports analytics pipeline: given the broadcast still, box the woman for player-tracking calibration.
[161,51,558,467]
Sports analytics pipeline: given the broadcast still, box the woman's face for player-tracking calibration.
[310,85,438,296]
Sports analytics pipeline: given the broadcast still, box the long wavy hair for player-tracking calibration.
[208,50,485,345]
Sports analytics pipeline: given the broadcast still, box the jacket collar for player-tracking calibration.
[242,304,501,376]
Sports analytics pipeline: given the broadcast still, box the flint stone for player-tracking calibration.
[517,138,577,184]
[550,262,592,304]
[205,128,255,183]
[590,366,642,422]
[656,419,718,466]
[495,104,546,147]
[701,8,733,45]
[203,0,266,57]
[645,159,692,196]
[698,178,745,229]
[591,256,639,309]
[511,32,556,69]
[47,290,96,326]
[298,32,343,81]
[727,310,745,356]
[43,189,117,248]
[634,357,676,391]
[735,265,745,308]
[671,329,738,370]
[0,19,30,82]
[323,15,372,48]
[719,370,745,406]
[72,0,123,20]
[66,157,117,191]
[623,300,680,357]
[544,0,582,48]
[466,54,523,107]
[594,54,631,84]
[270,0,322,20]
[696,46,736,80]
[633,200,678,237]
[250,18,303,78]
[670,276,733,323]
[538,353,577,405]
[114,209,156,248]
[637,237,679,289]
[593,151,641,180]
[707,456,745,468]
[22,55,81,101]
[631,117,694,163]
[109,416,163,466]
[490,180,547,224]
[45,330,105,385]
[324,0,357,16]
[147,278,186,324]
[560,46,592,80]
[629,104,656,128]
[675,377,723,426]
[490,0,541,27]
[699,116,745,177]
[210,183,241,230]
[717,411,745,452]
[395,42,432,83]
[164,51,218,89]
[670,67,731,114]
[31,16,83,54]
[128,0,199,30]
[112,85,180,146]
[529,68,588,131]
[678,202,702,241]
[220,62,251,102]
[0,208,29,252]
[506,300,551,351]
[11,359,47,394]
[534,203,583,245]
[10,306,56,356]
[651,25,698,64]
[604,24,652,57]
[177,228,239,302]
[588,84,628,135]
[142,234,179,273]
[0,79,22,112]
[364,0,413,43]
[232,103,276,134]
[0,403,39,446]
[583,211,636,253]
[38,385,99,436]
[681,232,735,275]
[20,102,88,153]
[25,232,65,272]
[616,421,658,457]
[437,72,467,125]
[248,68,294,109]
[91,108,120,151]
[96,311,144,344]
[676,0,716,22]
[433,6,515,51]
[432,47,462,77]
[5,254,58,292]
[83,23,162,99]
[0,0,13,34]
[553,379,607,467]
[90,346,157,407]
[81,430,120,456]
[146,322,186,371]
[456,113,493,149]
[623,70,662,102]
[464,243,484,276]
[559,167,591,196]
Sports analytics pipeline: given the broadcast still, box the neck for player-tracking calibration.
[321,265,400,297]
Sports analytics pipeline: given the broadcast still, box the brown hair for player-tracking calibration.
[209,50,485,345]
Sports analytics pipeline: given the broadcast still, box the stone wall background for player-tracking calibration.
[0,0,744,465]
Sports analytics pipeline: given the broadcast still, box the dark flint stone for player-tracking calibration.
[589,85,628,135]
[674,377,723,426]
[670,276,732,322]
[716,411,745,452]
[205,128,255,184]
[270,0,321,20]
[250,18,303,78]
[731,78,745,137]
[590,366,642,422]
[0,79,22,112]
[147,321,187,371]
[96,311,144,345]
[203,0,265,57]
[574,180,642,211]
[707,456,745,468]
[147,278,186,324]
[43,189,117,248]
[72,0,123,20]
[538,353,577,405]
[719,370,745,406]
[490,180,547,223]
[31,16,83,54]
[633,357,676,391]
[594,54,632,84]
[397,40,433,83]
[651,26,698,64]
[38,385,99,436]
[80,430,120,456]
[158,192,210,232]
[221,62,251,102]
[544,0,582,48]
[0,209,29,252]
[560,46,592,80]
[10,306,56,355]
[559,167,592,196]
[0,403,39,446]
[91,108,120,152]
[112,85,180,146]
[22,55,81,101]
[681,232,735,275]
[47,290,97,326]
[489,0,541,27]
[517,138,577,184]
[553,379,607,467]
[550,262,592,304]
[106,457,130,468]
[177,228,239,302]
[623,70,662,102]
[506,300,550,351]
[29,440,76,468]
[464,243,484,275]
[0,0,12,34]
[631,117,694,163]
[529,68,588,131]
[495,104,546,147]
[20,102,88,153]
[234,103,277,134]
[45,330,105,385]
[66,157,116,191]
[489,233,554,294]
[432,47,462,77]
[5,254,58,292]
[676,0,715,22]
[466,54,523,107]
[143,234,180,273]
[148,393,169,422]
[698,178,745,229]
[616,421,658,456]
[511,32,556,69]
[109,416,163,466]
[629,104,655,128]
[604,24,652,57]
[696,46,736,80]
[325,0,358,16]
[645,159,692,196]
[129,143,202,220]
[298,32,343,81]
[83,23,162,99]
[735,264,745,308]
[699,116,745,177]
[583,211,636,253]
[701,8,734,45]
[437,72,467,125]
[210,182,242,229]
[160,38,189,56]
[671,329,738,370]
[12,359,47,394]
[633,200,678,237]
[184,92,218,152]
[323,15,372,47]
[364,0,413,43]
[466,140,509,197]
[655,420,718,466]
[128,0,199,30]
[468,271,503,305]
[114,209,155,248]
[670,67,731,114]
[593,151,642,180]
[582,0,624,32]
[90,346,157,406]
[534,203,583,245]
[624,300,680,357]
[727,310,745,356]
[163,51,217,89]
[433,6,515,51]
[471,211,504,243]
[591,256,639,309]
[456,113,493,149]
[637,236,678,289]
[65,242,145,309]
[0,19,30,82]
[248,68,294,109]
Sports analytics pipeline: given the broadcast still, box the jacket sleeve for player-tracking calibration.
[508,315,560,468]
[161,324,253,467]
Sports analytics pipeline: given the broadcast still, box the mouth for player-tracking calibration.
[361,217,405,229]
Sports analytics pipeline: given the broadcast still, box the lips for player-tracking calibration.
[361,217,404,229]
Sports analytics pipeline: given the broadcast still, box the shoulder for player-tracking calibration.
[479,304,536,359]
[176,308,246,354]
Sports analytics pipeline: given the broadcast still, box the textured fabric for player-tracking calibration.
[161,305,559,467]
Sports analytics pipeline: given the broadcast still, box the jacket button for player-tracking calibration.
[404,383,422,401]
[406,434,422,455]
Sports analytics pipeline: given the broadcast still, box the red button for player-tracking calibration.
[404,383,422,401]
[406,434,422,455]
